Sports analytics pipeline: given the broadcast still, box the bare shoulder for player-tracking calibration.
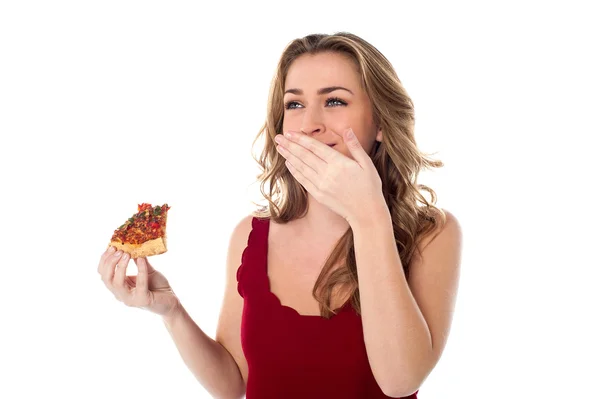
[219,212,256,308]
[417,208,462,253]
[408,208,462,367]
[214,213,256,387]
[227,214,256,264]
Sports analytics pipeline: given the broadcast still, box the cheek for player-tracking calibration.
[282,113,299,132]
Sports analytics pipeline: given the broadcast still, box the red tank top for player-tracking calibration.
[236,216,419,398]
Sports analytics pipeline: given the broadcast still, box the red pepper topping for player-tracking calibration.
[111,203,170,245]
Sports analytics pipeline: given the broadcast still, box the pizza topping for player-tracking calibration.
[111,203,170,245]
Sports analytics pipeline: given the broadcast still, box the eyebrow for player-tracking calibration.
[284,86,354,96]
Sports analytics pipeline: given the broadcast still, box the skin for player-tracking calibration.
[282,51,382,157]
[274,51,462,395]
[97,49,461,398]
[97,248,178,316]
[280,51,383,237]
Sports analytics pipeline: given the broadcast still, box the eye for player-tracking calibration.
[284,100,301,110]
[284,97,348,110]
[325,97,347,107]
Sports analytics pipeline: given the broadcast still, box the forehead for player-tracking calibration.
[284,52,362,91]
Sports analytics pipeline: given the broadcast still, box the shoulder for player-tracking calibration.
[409,208,462,288]
[406,209,462,369]
[417,208,462,253]
[226,214,273,260]
[232,214,256,235]
[227,214,256,252]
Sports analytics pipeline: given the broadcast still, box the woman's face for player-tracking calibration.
[282,51,382,159]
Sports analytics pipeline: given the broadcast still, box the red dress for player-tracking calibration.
[236,216,419,398]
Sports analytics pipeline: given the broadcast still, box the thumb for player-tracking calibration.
[343,128,368,164]
[134,256,156,273]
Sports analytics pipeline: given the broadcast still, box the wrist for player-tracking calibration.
[162,300,185,325]
[349,198,391,229]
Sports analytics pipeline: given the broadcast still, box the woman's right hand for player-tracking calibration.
[97,246,181,318]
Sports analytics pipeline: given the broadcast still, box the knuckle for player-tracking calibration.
[316,181,325,193]
[97,260,106,274]
[98,263,109,274]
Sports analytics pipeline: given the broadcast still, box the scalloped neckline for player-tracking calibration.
[263,217,352,320]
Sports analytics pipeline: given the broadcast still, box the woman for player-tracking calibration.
[98,32,462,398]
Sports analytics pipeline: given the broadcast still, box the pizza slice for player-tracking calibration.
[109,203,170,258]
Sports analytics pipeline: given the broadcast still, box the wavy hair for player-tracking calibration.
[250,32,446,319]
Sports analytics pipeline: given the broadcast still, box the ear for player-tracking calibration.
[376,127,383,142]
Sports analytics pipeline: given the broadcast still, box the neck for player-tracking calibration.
[294,194,350,238]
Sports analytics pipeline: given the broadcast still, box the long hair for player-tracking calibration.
[250,32,446,319]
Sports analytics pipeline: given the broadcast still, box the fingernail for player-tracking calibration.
[114,250,123,257]
[107,246,116,253]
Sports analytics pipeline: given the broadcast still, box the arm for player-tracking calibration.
[350,206,462,397]
[162,215,253,399]
[162,305,244,399]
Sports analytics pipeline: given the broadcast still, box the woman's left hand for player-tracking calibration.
[274,128,386,225]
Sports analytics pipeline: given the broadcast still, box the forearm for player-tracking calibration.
[162,304,245,399]
[350,208,432,396]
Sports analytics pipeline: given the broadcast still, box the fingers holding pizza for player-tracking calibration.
[97,204,181,317]
[97,248,180,316]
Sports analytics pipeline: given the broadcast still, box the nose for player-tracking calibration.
[300,106,325,137]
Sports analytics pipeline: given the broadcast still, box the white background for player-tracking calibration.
[1,1,598,398]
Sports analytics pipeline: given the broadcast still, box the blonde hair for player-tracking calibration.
[250,32,446,319]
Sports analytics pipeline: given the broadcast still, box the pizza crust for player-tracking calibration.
[108,236,167,258]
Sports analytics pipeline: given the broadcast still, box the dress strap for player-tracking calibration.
[236,216,270,298]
